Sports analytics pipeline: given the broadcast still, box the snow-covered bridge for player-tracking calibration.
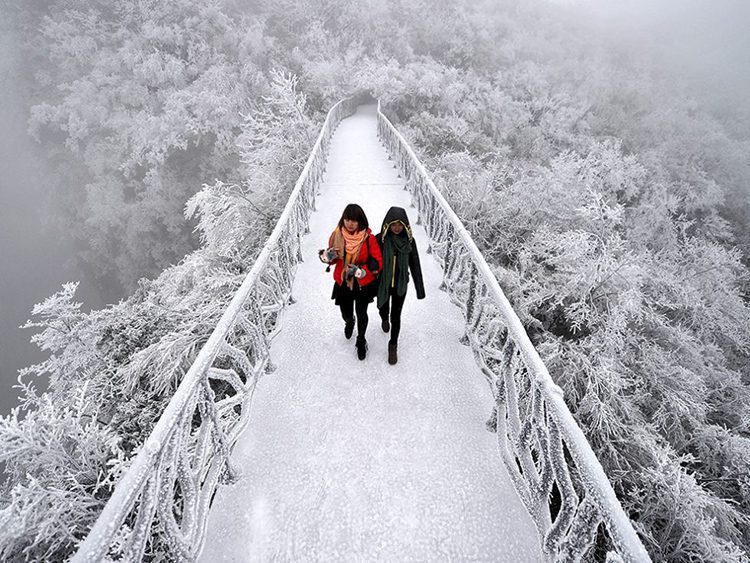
[198,104,540,561]
[72,99,650,562]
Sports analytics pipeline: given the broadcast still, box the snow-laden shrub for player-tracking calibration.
[413,124,750,561]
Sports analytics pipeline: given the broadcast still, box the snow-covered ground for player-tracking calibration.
[198,105,542,562]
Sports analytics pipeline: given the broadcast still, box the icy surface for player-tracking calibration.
[198,105,542,562]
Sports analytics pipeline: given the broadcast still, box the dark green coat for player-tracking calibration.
[374,206,426,301]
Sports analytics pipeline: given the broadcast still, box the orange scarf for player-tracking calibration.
[331,227,367,287]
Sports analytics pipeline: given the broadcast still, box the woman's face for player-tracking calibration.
[343,218,359,233]
[389,222,404,235]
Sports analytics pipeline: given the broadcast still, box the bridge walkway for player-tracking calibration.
[199,104,542,562]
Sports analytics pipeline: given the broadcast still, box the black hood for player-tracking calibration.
[380,206,413,240]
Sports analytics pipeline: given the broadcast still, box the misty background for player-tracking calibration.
[581,0,750,127]
[0,22,106,415]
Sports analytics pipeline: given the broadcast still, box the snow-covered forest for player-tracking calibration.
[1,0,749,560]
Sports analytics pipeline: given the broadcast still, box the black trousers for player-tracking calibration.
[379,288,406,344]
[336,283,372,339]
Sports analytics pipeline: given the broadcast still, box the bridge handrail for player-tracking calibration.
[377,100,650,563]
[72,94,364,562]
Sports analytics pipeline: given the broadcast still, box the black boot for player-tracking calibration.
[344,317,355,340]
[381,315,390,333]
[388,341,398,365]
[356,336,368,360]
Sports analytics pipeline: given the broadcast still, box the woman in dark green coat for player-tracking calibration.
[374,206,425,365]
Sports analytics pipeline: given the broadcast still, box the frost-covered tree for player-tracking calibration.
[0,81,317,555]
[186,70,317,260]
[2,5,322,557]
[27,0,260,291]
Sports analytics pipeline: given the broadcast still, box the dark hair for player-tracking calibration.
[337,203,369,231]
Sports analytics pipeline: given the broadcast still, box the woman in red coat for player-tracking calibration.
[321,203,383,360]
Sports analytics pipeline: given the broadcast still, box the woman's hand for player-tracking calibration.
[346,264,366,279]
[318,248,337,264]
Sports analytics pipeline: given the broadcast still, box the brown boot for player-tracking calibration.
[388,341,398,365]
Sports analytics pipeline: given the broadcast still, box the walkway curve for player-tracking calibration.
[198,105,542,562]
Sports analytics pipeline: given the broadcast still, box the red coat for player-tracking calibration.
[328,228,383,288]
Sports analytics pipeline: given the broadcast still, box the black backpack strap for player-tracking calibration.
[365,234,380,274]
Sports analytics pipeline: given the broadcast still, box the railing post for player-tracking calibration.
[460,263,478,346]
[439,224,454,292]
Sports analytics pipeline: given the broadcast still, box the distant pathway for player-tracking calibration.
[199,105,542,562]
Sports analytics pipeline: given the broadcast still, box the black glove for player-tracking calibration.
[366,256,379,275]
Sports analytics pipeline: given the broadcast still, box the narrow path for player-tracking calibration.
[199,105,542,562]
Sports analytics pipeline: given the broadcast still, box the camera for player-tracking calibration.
[318,247,337,264]
[346,264,366,280]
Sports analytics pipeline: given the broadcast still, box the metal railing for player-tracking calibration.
[73,95,649,562]
[72,95,364,562]
[377,101,650,563]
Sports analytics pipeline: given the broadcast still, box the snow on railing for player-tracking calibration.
[377,101,651,563]
[72,95,364,563]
